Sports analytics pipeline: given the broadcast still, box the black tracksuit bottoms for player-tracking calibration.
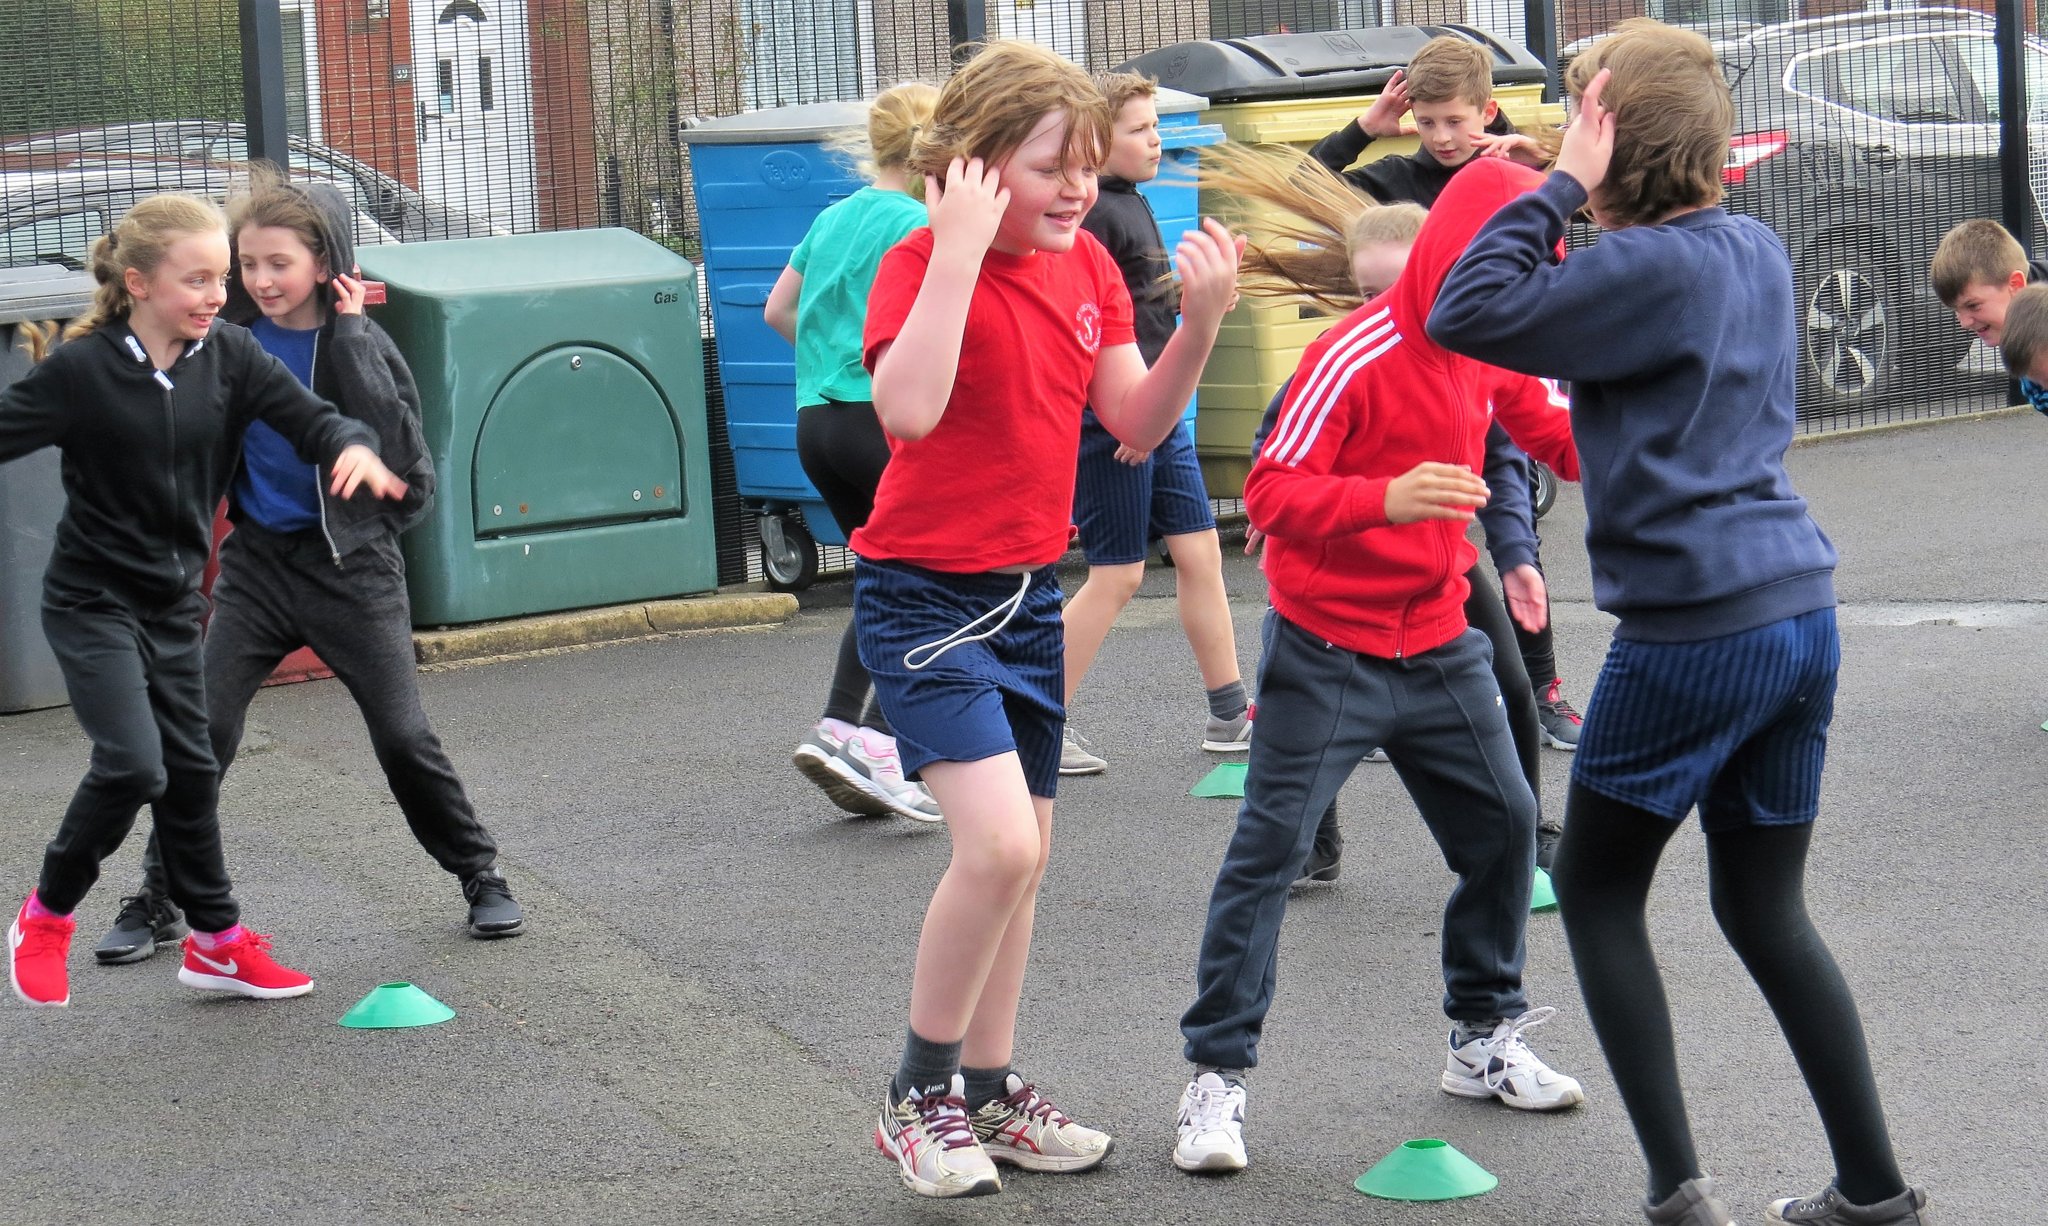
[134,524,498,897]
[37,583,241,932]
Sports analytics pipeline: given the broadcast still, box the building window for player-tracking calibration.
[438,59,455,113]
[479,57,494,110]
[368,0,390,16]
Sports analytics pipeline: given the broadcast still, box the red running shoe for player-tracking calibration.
[9,895,74,1007]
[177,930,313,999]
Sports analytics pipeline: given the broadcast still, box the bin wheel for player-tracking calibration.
[760,514,818,591]
[1530,461,1559,521]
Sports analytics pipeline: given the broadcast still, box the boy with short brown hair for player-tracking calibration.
[1998,283,2048,393]
[1310,35,1540,206]
[1930,217,2048,352]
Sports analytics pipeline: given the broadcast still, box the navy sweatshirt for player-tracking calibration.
[1427,170,1836,642]
[1080,176,1177,364]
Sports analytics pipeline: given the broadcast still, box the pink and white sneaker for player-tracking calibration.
[177,930,313,999]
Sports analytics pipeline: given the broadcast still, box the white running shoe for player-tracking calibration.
[834,730,943,823]
[875,1074,1001,1198]
[1440,1006,1585,1111]
[1172,1071,1248,1173]
[1059,727,1108,776]
[968,1074,1112,1172]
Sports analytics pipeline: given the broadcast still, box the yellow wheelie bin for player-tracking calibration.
[1117,25,1564,497]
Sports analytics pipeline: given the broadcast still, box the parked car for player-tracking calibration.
[0,121,501,245]
[1570,9,2039,413]
[0,162,403,272]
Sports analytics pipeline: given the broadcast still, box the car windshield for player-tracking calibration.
[1786,34,1970,124]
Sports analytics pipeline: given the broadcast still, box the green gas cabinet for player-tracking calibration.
[356,230,715,626]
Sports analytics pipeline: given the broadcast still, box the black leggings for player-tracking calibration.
[795,399,894,732]
[1512,598,1557,695]
[1551,784,1906,1206]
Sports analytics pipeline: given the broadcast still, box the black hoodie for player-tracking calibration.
[224,182,435,561]
[0,319,376,611]
[1308,109,1520,208]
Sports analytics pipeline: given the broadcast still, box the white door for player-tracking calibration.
[993,0,1088,64]
[413,0,537,231]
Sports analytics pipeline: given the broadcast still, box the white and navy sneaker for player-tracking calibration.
[1172,1071,1248,1173]
[1440,1007,1585,1111]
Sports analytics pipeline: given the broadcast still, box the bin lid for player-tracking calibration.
[355,228,693,295]
[678,100,870,146]
[1117,25,1549,102]
[1156,86,1207,116]
[0,263,94,325]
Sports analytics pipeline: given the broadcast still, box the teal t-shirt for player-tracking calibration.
[789,185,927,408]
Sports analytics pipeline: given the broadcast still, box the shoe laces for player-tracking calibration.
[1179,1078,1242,1132]
[996,1081,1069,1127]
[1475,1007,1556,1089]
[114,893,154,926]
[911,1085,980,1152]
[197,930,274,961]
[1542,680,1582,723]
[463,872,513,905]
[15,912,72,956]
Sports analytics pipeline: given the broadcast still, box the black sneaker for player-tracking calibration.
[1294,807,1342,885]
[1536,819,1564,873]
[1536,677,1583,751]
[93,893,189,965]
[461,869,526,939]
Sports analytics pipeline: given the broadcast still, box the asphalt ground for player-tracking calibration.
[1,410,2040,1225]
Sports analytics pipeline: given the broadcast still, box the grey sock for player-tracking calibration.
[1206,680,1248,721]
[1196,1063,1247,1089]
[891,1028,962,1103]
[1451,1019,1501,1048]
[961,1063,1012,1108]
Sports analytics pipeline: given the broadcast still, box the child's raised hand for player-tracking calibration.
[1475,133,1547,167]
[925,157,1009,258]
[331,273,367,316]
[1556,68,1616,196]
[1358,71,1415,138]
[1175,217,1246,329]
[1384,461,1488,524]
[330,444,409,501]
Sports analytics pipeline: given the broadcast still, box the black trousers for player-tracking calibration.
[38,584,239,932]
[137,524,498,896]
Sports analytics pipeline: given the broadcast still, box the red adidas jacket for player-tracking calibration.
[1246,158,1580,660]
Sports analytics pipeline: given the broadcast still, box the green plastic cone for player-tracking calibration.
[1190,762,1248,799]
[338,982,455,1030]
[1531,867,1559,913]
[1354,1138,1499,1201]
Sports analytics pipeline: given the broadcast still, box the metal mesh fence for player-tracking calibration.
[1,1,2036,586]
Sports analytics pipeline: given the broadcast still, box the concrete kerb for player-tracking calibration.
[412,589,798,668]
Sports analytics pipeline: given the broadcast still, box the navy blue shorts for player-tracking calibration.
[1573,608,1839,831]
[853,558,1066,799]
[1072,411,1216,566]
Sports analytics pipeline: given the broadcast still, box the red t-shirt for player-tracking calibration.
[852,227,1135,572]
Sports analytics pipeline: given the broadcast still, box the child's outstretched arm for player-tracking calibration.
[1089,217,1244,450]
[0,356,72,463]
[1488,371,1578,481]
[869,157,1006,441]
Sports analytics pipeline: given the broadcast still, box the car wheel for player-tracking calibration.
[1797,239,1897,409]
[1529,461,1558,520]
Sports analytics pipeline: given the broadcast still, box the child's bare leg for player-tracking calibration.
[1060,562,1145,703]
[906,754,1044,1045]
[961,792,1053,1071]
[1163,529,1241,691]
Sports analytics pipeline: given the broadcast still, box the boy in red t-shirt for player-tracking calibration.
[1172,157,1587,1175]
[854,41,1242,1201]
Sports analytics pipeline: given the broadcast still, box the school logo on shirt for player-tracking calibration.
[1074,302,1102,353]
